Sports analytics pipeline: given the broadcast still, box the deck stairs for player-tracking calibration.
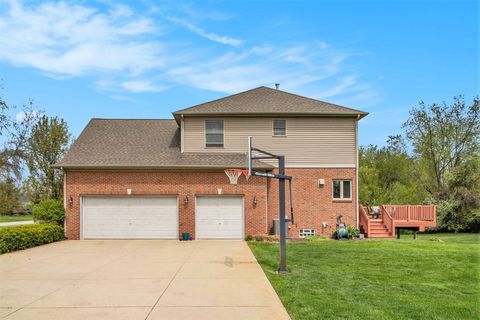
[367,219,393,238]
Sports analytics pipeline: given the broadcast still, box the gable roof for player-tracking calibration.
[54,119,270,170]
[173,86,367,122]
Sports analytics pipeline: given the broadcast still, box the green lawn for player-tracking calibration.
[0,215,33,223]
[249,233,479,320]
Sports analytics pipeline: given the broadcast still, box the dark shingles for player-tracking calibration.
[55,119,270,169]
[173,86,368,118]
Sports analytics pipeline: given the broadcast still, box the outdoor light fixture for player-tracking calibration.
[253,196,257,206]
[184,195,189,205]
[68,195,73,207]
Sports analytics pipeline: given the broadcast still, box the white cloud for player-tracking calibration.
[121,80,168,93]
[0,0,375,102]
[165,15,242,47]
[0,0,163,78]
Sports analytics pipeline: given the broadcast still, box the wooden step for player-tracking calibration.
[370,227,388,231]
[370,221,384,225]
[368,232,392,238]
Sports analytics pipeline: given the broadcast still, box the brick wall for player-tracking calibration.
[65,170,267,240]
[64,168,356,240]
[267,168,357,238]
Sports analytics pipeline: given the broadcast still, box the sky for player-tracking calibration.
[0,0,478,146]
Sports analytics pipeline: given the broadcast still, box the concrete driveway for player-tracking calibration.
[0,240,290,320]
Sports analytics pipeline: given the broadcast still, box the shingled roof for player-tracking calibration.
[173,86,367,123]
[54,119,270,169]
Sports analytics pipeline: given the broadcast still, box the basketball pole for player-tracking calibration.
[247,136,292,274]
[278,155,288,274]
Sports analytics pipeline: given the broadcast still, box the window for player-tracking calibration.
[299,229,315,238]
[205,120,224,147]
[273,120,286,136]
[333,180,352,200]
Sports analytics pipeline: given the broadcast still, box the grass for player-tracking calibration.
[249,233,479,320]
[0,215,33,223]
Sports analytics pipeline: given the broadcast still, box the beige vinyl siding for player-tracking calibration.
[183,117,356,167]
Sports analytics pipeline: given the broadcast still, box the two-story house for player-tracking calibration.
[55,86,368,240]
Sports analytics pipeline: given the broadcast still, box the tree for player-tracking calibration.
[0,96,41,181]
[0,178,21,215]
[0,92,41,215]
[403,96,479,195]
[26,116,70,202]
[359,136,426,206]
[402,96,480,231]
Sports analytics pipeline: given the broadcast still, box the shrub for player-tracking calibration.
[254,235,264,242]
[347,226,360,237]
[245,235,253,241]
[32,199,65,225]
[0,223,65,254]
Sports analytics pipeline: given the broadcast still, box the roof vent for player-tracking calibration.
[275,83,280,90]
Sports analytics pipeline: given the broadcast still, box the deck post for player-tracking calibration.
[413,230,417,240]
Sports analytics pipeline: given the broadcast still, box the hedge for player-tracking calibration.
[32,199,65,225]
[0,223,65,254]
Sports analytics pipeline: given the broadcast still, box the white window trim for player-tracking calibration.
[272,119,287,137]
[204,119,224,148]
[299,229,315,238]
[332,179,352,200]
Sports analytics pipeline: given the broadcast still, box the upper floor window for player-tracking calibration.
[205,120,224,147]
[333,180,352,200]
[273,120,286,136]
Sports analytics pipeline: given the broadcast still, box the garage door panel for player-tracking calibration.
[196,196,243,240]
[82,197,178,239]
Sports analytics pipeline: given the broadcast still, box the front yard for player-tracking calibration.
[249,233,479,320]
[0,215,33,223]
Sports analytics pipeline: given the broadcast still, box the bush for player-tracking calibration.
[254,235,265,242]
[245,235,253,241]
[0,223,65,254]
[331,230,338,238]
[32,199,65,225]
[347,226,360,237]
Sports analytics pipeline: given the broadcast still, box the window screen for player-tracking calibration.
[333,180,352,200]
[205,120,224,147]
[273,120,286,136]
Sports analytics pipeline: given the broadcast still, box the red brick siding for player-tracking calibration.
[267,168,357,237]
[64,168,356,240]
[65,171,267,240]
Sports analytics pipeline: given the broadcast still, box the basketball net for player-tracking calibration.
[224,169,243,185]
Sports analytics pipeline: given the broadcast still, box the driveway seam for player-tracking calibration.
[144,243,197,320]
[2,281,74,319]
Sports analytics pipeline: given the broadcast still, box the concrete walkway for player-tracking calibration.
[0,221,34,227]
[0,240,290,320]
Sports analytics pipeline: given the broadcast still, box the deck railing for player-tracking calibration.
[358,205,370,234]
[383,205,436,223]
[380,205,395,236]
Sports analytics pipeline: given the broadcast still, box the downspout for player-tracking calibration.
[355,115,360,228]
[180,114,185,153]
[63,169,67,236]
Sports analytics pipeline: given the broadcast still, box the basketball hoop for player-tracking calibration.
[224,169,243,185]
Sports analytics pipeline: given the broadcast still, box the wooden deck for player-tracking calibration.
[359,205,437,238]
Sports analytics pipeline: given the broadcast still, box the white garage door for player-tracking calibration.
[196,196,243,239]
[82,196,178,239]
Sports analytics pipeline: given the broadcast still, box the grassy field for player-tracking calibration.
[249,233,479,320]
[0,215,33,223]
